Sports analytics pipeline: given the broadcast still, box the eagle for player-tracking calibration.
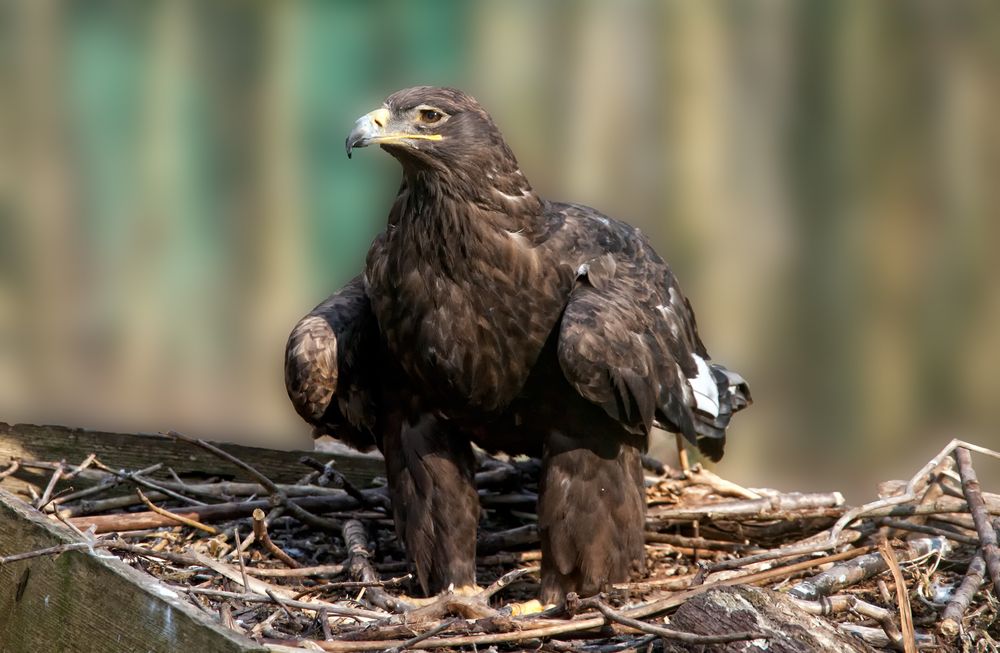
[285,86,750,604]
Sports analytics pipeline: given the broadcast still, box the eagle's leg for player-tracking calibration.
[381,415,480,596]
[537,430,646,605]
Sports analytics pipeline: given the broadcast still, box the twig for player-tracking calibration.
[181,587,383,620]
[244,564,345,579]
[0,539,115,565]
[954,446,1000,595]
[164,430,340,532]
[266,588,295,621]
[253,508,301,568]
[342,519,413,613]
[136,489,218,534]
[647,491,844,522]
[35,461,65,510]
[879,518,979,545]
[939,549,987,637]
[480,567,537,600]
[64,453,98,479]
[791,595,907,648]
[644,532,762,553]
[301,456,389,512]
[234,527,251,593]
[385,618,458,653]
[93,459,207,506]
[877,539,917,653]
[829,439,1000,547]
[580,597,766,644]
[837,624,935,649]
[684,466,763,500]
[296,574,413,598]
[0,458,20,479]
[788,538,948,600]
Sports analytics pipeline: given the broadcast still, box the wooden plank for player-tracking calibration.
[0,422,384,494]
[0,488,267,653]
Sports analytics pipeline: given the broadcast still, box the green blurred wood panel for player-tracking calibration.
[0,487,266,653]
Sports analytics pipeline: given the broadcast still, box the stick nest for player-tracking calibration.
[2,437,998,652]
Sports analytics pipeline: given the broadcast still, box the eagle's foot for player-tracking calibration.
[402,585,498,621]
[503,598,550,616]
[397,584,482,607]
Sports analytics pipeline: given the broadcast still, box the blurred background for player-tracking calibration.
[1,0,998,499]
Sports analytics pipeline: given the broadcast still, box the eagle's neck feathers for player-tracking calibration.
[365,163,569,412]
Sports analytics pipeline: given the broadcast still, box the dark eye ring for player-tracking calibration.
[420,109,443,123]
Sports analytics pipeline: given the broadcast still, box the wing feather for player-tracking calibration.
[284,276,380,451]
[553,210,749,460]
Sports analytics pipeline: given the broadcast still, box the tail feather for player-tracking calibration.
[690,363,751,461]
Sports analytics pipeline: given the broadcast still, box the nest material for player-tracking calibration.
[3,436,998,652]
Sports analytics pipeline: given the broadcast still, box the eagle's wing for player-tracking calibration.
[555,222,750,461]
[284,276,380,451]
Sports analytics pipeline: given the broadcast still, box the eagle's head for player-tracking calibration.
[346,86,520,179]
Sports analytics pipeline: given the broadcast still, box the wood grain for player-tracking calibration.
[0,487,266,653]
[0,422,383,494]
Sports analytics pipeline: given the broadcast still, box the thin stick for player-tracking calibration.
[296,574,413,599]
[301,456,389,511]
[93,459,207,506]
[480,567,537,599]
[137,489,218,534]
[879,518,979,545]
[265,588,295,621]
[64,453,98,479]
[877,539,917,653]
[164,430,340,532]
[0,540,115,565]
[0,459,20,479]
[181,587,384,620]
[252,508,301,568]
[244,564,345,579]
[233,527,251,592]
[35,461,65,510]
[954,447,1000,595]
[939,550,987,638]
[581,597,766,644]
[385,618,458,653]
[341,519,413,613]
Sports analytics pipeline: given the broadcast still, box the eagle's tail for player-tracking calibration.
[691,363,751,461]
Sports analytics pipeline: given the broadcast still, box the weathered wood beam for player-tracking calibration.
[0,487,266,652]
[0,422,384,494]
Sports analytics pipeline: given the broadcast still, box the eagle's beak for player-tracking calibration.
[345,106,443,159]
[345,107,391,159]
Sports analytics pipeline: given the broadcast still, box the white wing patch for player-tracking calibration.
[689,354,720,417]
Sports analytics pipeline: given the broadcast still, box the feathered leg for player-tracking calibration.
[382,414,480,595]
[537,429,646,604]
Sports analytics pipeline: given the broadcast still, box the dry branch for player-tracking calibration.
[580,597,766,644]
[938,550,987,637]
[253,508,301,568]
[878,539,917,653]
[136,488,218,534]
[788,537,948,600]
[954,446,1000,596]
[165,430,340,532]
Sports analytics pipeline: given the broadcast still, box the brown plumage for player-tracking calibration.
[286,86,750,603]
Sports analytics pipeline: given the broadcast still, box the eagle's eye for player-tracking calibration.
[418,109,443,124]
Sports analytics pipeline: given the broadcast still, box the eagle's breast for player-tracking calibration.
[365,194,569,414]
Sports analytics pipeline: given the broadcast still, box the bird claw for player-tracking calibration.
[503,598,550,616]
